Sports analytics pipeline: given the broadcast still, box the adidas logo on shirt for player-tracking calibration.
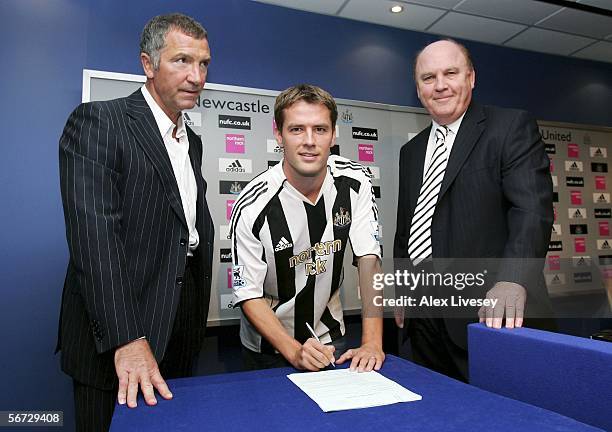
[274,237,293,252]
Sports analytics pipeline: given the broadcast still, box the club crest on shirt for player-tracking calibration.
[333,207,351,228]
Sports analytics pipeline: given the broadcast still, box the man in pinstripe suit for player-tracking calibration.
[57,14,214,431]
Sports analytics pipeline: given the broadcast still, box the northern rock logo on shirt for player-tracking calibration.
[289,240,343,276]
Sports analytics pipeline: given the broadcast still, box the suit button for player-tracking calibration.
[176,277,184,286]
[180,238,187,246]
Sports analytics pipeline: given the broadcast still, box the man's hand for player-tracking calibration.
[336,342,385,372]
[394,304,405,328]
[479,281,526,329]
[114,338,173,408]
[290,338,335,371]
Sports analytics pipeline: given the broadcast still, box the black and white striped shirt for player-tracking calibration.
[230,155,381,353]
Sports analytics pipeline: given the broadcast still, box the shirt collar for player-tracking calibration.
[273,159,334,183]
[141,85,186,139]
[431,111,466,137]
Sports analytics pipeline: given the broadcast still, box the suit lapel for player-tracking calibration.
[126,90,188,229]
[187,127,215,267]
[187,126,208,227]
[187,128,205,200]
[438,103,486,199]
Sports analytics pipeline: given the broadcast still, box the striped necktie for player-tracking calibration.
[408,126,449,266]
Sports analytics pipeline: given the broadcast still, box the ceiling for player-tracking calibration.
[252,0,612,64]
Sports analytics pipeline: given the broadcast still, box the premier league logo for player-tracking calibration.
[232,265,246,287]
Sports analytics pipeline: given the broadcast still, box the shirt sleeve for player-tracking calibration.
[230,208,268,306]
[349,168,382,258]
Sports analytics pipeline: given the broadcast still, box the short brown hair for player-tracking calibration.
[274,84,338,132]
[413,38,474,80]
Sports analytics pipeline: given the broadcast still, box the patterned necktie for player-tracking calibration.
[408,126,449,266]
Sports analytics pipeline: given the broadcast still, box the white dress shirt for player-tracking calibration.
[141,85,199,255]
[421,113,466,182]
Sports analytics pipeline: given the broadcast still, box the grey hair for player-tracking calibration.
[140,13,207,70]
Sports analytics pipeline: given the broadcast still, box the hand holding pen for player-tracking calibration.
[305,322,336,368]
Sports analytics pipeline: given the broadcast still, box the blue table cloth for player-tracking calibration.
[469,324,612,431]
[111,355,602,431]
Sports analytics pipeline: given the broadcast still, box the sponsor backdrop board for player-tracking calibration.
[84,70,612,322]
[84,69,431,324]
[541,123,612,297]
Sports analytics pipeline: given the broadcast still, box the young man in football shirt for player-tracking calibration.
[230,84,384,372]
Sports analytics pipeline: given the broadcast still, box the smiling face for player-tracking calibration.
[415,40,475,125]
[274,100,336,190]
[141,29,211,122]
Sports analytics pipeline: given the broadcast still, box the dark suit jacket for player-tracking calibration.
[57,90,214,390]
[393,103,554,348]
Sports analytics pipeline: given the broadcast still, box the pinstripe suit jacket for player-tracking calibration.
[57,90,214,389]
[393,103,554,348]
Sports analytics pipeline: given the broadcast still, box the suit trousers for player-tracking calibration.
[408,317,468,382]
[73,259,203,432]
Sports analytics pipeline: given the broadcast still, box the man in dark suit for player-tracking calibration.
[393,39,554,381]
[57,13,214,431]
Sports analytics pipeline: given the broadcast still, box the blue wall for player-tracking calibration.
[1,0,611,429]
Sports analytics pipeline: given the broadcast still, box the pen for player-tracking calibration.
[305,322,336,368]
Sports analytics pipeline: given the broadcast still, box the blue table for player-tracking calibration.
[469,324,612,431]
[110,355,601,431]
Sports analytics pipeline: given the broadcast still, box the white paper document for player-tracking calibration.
[287,369,422,412]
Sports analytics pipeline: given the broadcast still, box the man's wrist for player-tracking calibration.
[281,339,303,367]
[361,317,383,347]
[115,336,147,352]
[360,331,383,348]
[361,339,383,349]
